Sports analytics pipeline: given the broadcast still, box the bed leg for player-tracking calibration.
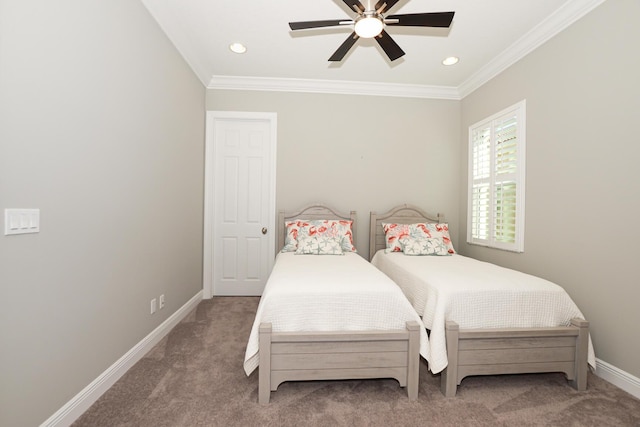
[569,318,589,391]
[406,321,420,400]
[441,321,459,397]
[258,323,272,404]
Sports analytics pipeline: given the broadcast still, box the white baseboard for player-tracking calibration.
[595,358,640,399]
[39,297,639,426]
[40,291,203,427]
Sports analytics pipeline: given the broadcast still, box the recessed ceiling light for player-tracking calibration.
[229,43,247,54]
[442,56,459,66]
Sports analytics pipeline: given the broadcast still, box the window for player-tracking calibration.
[467,100,526,252]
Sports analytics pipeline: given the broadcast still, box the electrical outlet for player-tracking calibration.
[150,298,157,314]
[159,294,165,309]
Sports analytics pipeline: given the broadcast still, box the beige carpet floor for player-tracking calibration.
[73,297,640,427]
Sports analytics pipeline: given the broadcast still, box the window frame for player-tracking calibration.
[467,100,526,252]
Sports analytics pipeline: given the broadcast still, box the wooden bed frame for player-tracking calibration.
[369,204,589,397]
[258,204,420,404]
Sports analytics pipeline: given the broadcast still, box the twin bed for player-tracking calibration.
[243,204,429,404]
[244,203,594,402]
[369,204,594,396]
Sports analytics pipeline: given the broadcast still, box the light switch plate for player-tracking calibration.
[4,209,40,235]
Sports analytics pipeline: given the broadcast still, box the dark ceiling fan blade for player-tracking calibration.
[289,19,350,30]
[385,11,455,28]
[342,0,365,14]
[375,30,405,61]
[374,0,401,14]
[329,32,359,61]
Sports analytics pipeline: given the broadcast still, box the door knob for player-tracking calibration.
[262,227,268,235]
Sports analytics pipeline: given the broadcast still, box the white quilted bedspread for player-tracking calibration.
[371,251,596,374]
[243,252,430,376]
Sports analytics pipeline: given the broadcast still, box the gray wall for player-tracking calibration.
[206,90,461,257]
[458,0,640,378]
[0,2,205,426]
[2,0,638,425]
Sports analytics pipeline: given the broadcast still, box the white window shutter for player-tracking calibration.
[467,101,526,252]
[470,126,491,241]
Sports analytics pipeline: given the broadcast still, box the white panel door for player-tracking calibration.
[203,111,276,296]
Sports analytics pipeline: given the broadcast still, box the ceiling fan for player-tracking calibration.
[288,0,455,62]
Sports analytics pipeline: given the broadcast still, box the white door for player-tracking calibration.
[203,111,277,297]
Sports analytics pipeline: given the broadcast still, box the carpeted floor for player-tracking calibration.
[73,297,640,427]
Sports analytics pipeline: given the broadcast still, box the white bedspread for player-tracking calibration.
[371,251,596,374]
[243,252,430,375]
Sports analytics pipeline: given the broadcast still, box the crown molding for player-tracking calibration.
[208,75,460,100]
[207,0,604,100]
[457,0,606,98]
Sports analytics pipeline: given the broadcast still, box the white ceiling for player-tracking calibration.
[140,0,604,99]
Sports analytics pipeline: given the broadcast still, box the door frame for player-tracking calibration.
[203,111,277,298]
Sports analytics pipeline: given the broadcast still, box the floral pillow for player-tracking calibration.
[381,223,411,253]
[295,236,344,255]
[400,237,450,256]
[282,219,356,253]
[382,222,455,254]
[282,220,306,252]
[299,220,356,252]
[409,223,455,254]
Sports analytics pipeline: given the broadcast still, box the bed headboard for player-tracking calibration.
[277,204,357,253]
[369,204,444,260]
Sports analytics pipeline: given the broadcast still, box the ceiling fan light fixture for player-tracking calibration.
[354,16,383,38]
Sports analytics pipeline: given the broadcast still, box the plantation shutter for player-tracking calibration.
[494,114,518,244]
[470,126,491,241]
[468,101,525,252]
